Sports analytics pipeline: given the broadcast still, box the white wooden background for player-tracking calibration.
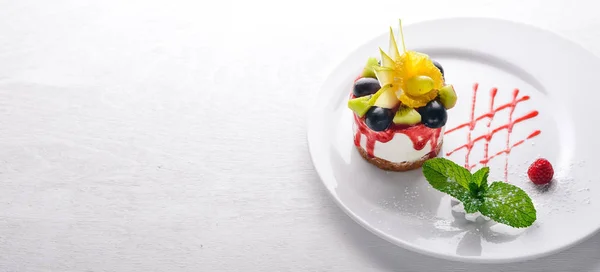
[1,0,599,271]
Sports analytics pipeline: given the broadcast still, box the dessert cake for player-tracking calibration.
[347,22,458,171]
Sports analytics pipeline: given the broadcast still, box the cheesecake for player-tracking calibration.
[347,21,458,171]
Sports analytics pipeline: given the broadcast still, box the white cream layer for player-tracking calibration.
[353,122,445,163]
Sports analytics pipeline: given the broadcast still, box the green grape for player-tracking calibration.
[405,75,434,96]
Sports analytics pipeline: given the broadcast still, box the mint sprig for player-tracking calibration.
[422,158,536,228]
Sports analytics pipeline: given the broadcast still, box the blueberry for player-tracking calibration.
[365,106,394,131]
[433,60,444,77]
[353,77,381,97]
[417,99,447,128]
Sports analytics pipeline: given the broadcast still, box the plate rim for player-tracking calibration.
[306,16,600,263]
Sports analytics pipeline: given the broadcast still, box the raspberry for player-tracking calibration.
[527,158,554,185]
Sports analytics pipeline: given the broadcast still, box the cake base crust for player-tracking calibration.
[355,140,443,172]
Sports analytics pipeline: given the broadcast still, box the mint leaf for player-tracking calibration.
[472,167,489,187]
[422,158,472,190]
[478,182,537,228]
[471,166,489,193]
[462,194,482,214]
[422,158,480,213]
[468,182,480,194]
[479,179,488,192]
[422,158,537,227]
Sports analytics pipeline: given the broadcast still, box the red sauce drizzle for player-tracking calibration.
[351,76,442,158]
[444,83,541,181]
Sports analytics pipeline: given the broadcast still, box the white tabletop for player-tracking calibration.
[1,0,599,271]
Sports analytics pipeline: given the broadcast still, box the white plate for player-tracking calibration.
[307,17,600,263]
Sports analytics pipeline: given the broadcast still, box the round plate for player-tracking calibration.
[307,17,600,263]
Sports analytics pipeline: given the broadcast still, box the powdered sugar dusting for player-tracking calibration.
[370,156,590,242]
[375,185,438,221]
